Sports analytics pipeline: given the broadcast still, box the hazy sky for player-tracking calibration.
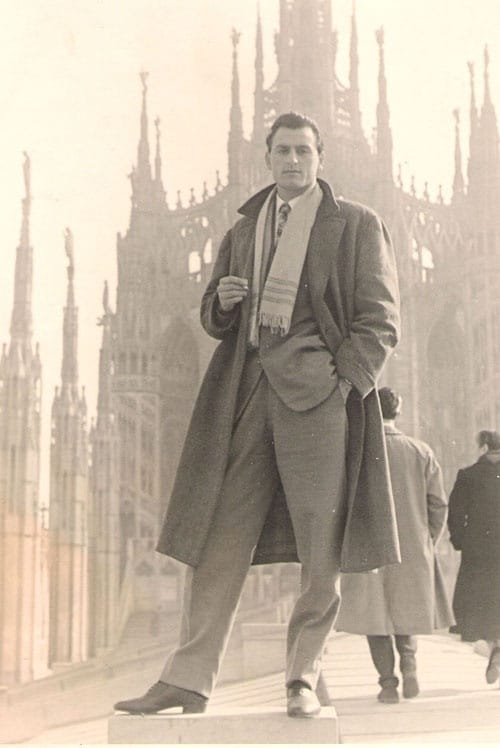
[1,0,499,500]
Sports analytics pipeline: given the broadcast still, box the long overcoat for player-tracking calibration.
[335,425,454,634]
[448,455,500,641]
[157,179,401,573]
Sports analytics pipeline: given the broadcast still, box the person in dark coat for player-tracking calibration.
[335,387,453,703]
[448,429,500,686]
[114,112,400,718]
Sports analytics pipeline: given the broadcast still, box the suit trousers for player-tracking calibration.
[366,635,418,687]
[161,359,348,697]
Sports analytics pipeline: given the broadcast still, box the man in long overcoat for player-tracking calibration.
[335,387,454,704]
[115,112,401,718]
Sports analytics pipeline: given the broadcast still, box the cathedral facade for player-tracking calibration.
[1,0,499,684]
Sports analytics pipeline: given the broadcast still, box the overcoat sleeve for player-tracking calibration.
[448,469,468,551]
[335,213,400,397]
[200,229,241,339]
[425,451,448,543]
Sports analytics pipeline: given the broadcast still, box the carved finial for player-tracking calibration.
[376,27,384,48]
[64,228,74,280]
[467,60,475,83]
[22,151,31,199]
[411,175,416,196]
[423,182,429,201]
[176,190,182,209]
[202,181,209,200]
[190,187,196,206]
[438,185,444,204]
[140,70,149,93]
[231,28,241,49]
[484,45,490,72]
[102,280,109,314]
[155,117,161,140]
[453,108,460,126]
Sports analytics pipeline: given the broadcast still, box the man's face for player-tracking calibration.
[265,126,323,199]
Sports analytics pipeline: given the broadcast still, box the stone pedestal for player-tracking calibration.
[108,706,339,744]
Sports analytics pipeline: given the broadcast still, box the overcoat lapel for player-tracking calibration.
[230,220,256,337]
[306,216,346,303]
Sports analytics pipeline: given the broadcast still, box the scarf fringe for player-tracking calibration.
[259,311,290,336]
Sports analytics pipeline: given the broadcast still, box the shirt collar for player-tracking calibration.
[276,181,318,212]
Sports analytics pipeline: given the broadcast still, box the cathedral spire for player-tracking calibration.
[130,72,153,211]
[482,45,494,113]
[10,153,33,349]
[252,5,265,146]
[467,61,480,194]
[96,280,113,423]
[61,228,78,389]
[349,0,362,135]
[137,71,152,182]
[479,46,500,164]
[452,109,465,200]
[154,117,166,205]
[228,28,244,187]
[375,28,393,182]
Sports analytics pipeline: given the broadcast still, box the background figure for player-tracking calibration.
[448,430,500,686]
[335,387,454,703]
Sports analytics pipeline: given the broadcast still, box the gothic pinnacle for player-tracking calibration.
[137,70,152,185]
[452,109,465,198]
[61,228,78,389]
[10,152,33,347]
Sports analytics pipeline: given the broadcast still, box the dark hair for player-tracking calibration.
[477,430,500,451]
[266,112,324,154]
[378,387,402,420]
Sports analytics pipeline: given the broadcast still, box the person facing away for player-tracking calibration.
[335,387,453,704]
[448,429,500,687]
[114,111,401,719]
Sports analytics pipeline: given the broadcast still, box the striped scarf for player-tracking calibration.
[248,182,323,346]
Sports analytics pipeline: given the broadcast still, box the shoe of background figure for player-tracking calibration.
[402,672,420,698]
[486,646,500,684]
[315,672,332,706]
[113,681,207,714]
[377,685,399,704]
[287,681,321,718]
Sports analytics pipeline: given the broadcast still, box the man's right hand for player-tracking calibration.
[217,276,249,312]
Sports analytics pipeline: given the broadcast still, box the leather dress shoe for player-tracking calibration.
[402,673,419,698]
[486,646,500,684]
[114,681,207,714]
[287,682,321,718]
[377,685,399,704]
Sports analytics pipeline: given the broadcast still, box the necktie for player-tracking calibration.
[275,202,291,246]
[262,201,291,290]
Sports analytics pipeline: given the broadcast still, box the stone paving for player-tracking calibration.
[23,632,500,744]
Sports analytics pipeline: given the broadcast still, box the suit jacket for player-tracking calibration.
[156,179,401,572]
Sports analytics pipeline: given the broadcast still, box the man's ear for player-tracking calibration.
[265,151,271,170]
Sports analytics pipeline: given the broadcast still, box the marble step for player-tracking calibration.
[108,706,339,744]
